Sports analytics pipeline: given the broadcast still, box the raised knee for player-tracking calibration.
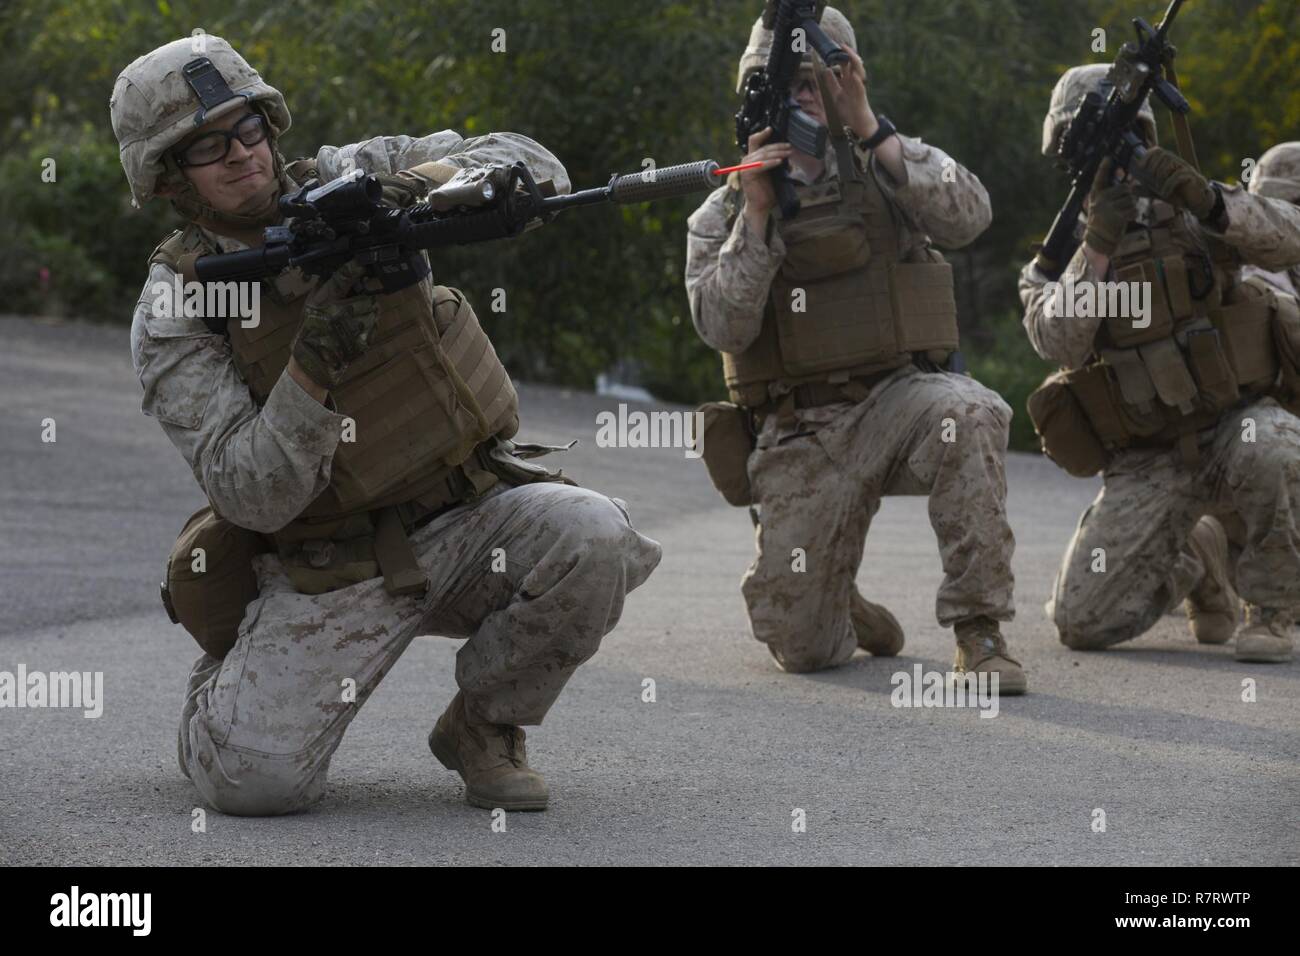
[1234,442,1300,489]
[568,491,660,575]
[582,495,641,552]
[941,380,1013,431]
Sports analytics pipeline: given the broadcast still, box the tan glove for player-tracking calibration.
[374,172,427,209]
[290,261,380,388]
[1134,146,1219,219]
[375,161,465,208]
[1084,159,1138,257]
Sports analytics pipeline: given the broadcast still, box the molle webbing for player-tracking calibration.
[226,272,518,519]
[1053,205,1283,460]
[720,136,959,409]
[149,224,519,520]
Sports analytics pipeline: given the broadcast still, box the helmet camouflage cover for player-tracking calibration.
[1250,142,1300,203]
[110,34,291,208]
[736,3,858,94]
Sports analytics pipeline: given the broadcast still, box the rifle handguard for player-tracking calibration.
[194,244,292,283]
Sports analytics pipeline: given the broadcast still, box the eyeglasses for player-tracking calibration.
[174,113,268,167]
[788,76,819,98]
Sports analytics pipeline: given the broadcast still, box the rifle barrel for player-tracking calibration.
[1157,0,1185,38]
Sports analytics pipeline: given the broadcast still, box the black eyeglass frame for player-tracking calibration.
[173,112,268,168]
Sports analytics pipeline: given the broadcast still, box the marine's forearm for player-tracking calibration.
[686,210,784,354]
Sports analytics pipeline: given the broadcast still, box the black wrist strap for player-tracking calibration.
[859,115,898,151]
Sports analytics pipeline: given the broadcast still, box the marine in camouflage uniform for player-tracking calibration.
[1019,67,1300,663]
[685,7,1025,692]
[113,37,661,815]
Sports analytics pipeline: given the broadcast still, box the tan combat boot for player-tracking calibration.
[1234,605,1295,664]
[1184,516,1240,645]
[851,589,905,657]
[428,692,549,811]
[953,616,1027,696]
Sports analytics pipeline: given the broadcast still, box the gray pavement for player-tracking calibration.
[1,315,1296,866]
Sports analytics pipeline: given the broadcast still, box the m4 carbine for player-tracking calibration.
[194,159,722,293]
[734,0,849,219]
[1036,0,1192,279]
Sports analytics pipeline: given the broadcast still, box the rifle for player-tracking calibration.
[194,158,724,292]
[1035,0,1191,278]
[734,0,849,219]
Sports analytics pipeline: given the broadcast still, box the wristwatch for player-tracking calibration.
[858,115,898,151]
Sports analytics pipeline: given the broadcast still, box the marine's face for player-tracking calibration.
[168,108,275,214]
[789,68,827,129]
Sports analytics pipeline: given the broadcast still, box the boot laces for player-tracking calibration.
[956,618,1018,667]
[1248,604,1297,636]
[496,726,524,768]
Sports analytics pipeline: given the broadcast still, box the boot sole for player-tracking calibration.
[948,671,1027,696]
[465,790,548,812]
[429,729,549,811]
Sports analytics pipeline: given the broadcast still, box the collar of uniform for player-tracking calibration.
[197,223,254,253]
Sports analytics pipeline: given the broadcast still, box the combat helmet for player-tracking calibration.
[1250,142,1300,203]
[110,34,291,224]
[736,3,858,94]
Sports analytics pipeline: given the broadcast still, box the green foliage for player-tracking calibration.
[0,0,1292,450]
[1103,0,1300,185]
[0,123,172,318]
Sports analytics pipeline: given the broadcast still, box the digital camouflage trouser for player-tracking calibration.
[743,366,1017,672]
[178,482,661,815]
[1050,397,1300,648]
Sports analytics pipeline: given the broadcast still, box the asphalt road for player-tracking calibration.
[1,315,1296,866]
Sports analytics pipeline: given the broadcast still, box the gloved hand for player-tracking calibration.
[1133,146,1219,219]
[290,261,380,388]
[1084,159,1138,257]
[375,171,427,209]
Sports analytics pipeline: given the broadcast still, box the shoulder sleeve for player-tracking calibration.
[866,134,993,249]
[684,185,785,354]
[131,262,348,532]
[1203,185,1300,271]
